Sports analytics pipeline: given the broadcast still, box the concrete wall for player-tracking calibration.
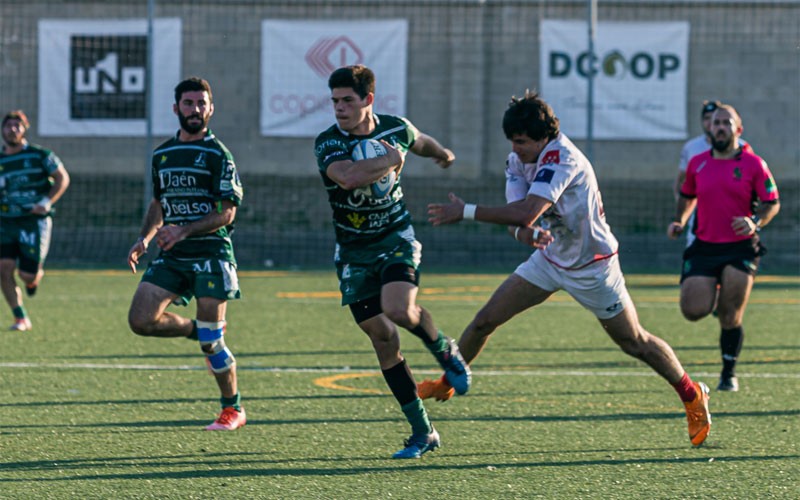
[2,1,798,181]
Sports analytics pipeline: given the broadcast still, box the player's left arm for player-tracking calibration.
[31,157,70,215]
[731,158,780,236]
[409,132,455,169]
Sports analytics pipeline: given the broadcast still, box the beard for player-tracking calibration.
[711,135,733,152]
[2,135,23,148]
[178,112,208,135]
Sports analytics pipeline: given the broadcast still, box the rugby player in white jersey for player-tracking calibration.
[418,91,712,447]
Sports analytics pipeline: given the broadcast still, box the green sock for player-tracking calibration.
[401,398,432,436]
[12,306,27,320]
[425,330,447,353]
[220,393,241,412]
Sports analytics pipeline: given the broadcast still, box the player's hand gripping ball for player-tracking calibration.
[351,139,397,199]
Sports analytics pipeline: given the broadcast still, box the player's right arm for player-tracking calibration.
[323,142,403,191]
[667,157,698,239]
[127,199,163,273]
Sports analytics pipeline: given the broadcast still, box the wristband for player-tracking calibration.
[463,203,477,220]
[533,228,540,241]
[37,196,52,211]
[514,227,521,241]
[749,214,761,232]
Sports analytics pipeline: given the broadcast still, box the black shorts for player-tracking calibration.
[680,237,765,283]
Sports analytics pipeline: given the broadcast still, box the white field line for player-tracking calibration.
[1,362,799,379]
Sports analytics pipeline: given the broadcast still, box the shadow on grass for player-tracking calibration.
[2,408,798,430]
[2,449,799,481]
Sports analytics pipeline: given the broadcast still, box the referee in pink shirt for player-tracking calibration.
[668,103,781,392]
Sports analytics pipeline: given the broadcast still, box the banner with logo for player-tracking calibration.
[38,19,181,137]
[261,20,408,137]
[540,20,689,140]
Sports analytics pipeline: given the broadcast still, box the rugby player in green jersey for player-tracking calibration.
[1,110,70,331]
[127,78,246,431]
[314,65,469,459]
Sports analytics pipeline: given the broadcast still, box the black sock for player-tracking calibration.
[381,359,418,406]
[408,307,437,344]
[186,319,199,340]
[720,326,744,378]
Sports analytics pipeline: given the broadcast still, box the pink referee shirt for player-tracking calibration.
[681,149,779,243]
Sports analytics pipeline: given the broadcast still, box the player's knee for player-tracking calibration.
[128,311,157,337]
[383,304,415,328]
[680,306,707,322]
[198,320,235,373]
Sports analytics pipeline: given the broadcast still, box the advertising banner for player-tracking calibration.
[38,19,181,136]
[261,20,408,137]
[540,20,689,140]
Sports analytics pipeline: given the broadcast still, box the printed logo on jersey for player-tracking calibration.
[732,167,742,180]
[347,212,366,228]
[696,160,708,173]
[159,171,199,190]
[160,155,167,164]
[541,150,560,165]
[194,153,207,168]
[533,168,555,184]
[605,301,623,313]
[765,176,776,194]
[70,34,147,119]
[192,260,212,273]
[305,36,364,79]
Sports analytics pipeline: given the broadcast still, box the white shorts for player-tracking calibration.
[514,252,632,320]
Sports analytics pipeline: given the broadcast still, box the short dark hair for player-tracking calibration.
[2,109,30,130]
[328,65,375,99]
[174,77,213,105]
[502,90,560,141]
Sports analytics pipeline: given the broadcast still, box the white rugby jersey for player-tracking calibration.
[504,132,618,270]
[679,134,748,172]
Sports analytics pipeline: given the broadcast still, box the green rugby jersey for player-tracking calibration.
[0,144,63,218]
[151,130,243,260]
[314,114,418,247]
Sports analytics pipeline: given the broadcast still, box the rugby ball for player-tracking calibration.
[351,139,396,198]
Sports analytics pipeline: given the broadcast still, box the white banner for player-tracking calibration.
[261,20,408,137]
[38,19,181,137]
[540,20,689,140]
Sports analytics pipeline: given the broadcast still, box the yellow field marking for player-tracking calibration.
[43,269,799,284]
[45,269,292,277]
[314,372,387,395]
[277,291,341,298]
[277,289,799,304]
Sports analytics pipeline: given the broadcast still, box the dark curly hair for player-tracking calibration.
[502,90,560,142]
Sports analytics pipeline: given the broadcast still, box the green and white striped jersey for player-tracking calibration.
[151,130,243,260]
[314,114,418,248]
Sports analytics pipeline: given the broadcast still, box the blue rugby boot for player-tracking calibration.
[434,337,471,395]
[392,428,440,459]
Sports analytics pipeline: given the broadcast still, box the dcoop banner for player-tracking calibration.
[540,20,689,140]
[38,19,181,137]
[261,20,408,137]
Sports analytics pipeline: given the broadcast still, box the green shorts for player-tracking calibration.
[0,215,53,273]
[141,254,241,305]
[335,226,422,306]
